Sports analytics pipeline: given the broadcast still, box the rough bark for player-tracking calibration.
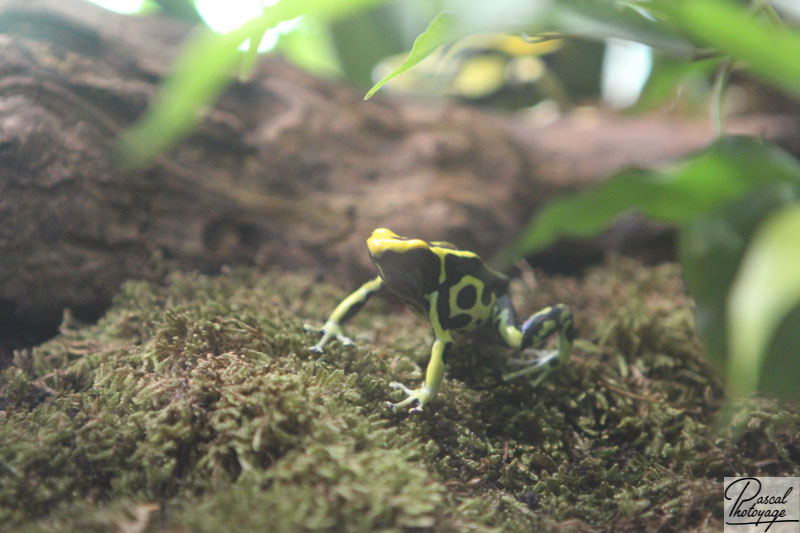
[0,0,797,356]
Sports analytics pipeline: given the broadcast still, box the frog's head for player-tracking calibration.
[367,228,429,257]
[367,228,439,302]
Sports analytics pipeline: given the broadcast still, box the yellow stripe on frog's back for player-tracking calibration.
[429,245,481,284]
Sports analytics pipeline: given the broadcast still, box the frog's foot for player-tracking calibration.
[502,349,561,385]
[303,321,354,353]
[385,383,433,414]
[507,349,557,366]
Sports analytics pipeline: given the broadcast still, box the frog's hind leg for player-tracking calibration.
[494,297,574,384]
[492,294,525,349]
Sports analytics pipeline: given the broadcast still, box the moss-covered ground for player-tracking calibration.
[1,258,798,532]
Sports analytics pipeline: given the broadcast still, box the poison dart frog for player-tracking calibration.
[305,228,575,414]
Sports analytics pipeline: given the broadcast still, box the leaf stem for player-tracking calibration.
[710,57,732,138]
[750,0,784,27]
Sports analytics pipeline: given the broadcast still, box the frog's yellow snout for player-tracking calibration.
[367,228,426,257]
[367,228,399,257]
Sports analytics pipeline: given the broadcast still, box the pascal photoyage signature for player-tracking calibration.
[725,477,798,531]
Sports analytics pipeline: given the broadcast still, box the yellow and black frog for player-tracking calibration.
[305,228,574,414]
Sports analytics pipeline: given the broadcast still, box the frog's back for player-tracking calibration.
[427,242,511,331]
[430,241,510,292]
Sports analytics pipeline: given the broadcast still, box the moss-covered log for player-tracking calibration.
[1,259,798,531]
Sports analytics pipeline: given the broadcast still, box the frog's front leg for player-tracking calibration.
[305,276,384,353]
[494,295,574,384]
[386,334,452,414]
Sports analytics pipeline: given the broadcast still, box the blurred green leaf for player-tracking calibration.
[664,0,800,97]
[329,5,408,86]
[365,11,457,100]
[632,56,719,113]
[240,25,269,82]
[117,0,387,167]
[277,19,342,77]
[759,305,800,400]
[546,0,693,56]
[152,0,204,23]
[727,204,800,401]
[504,136,800,403]
[499,137,800,266]
[679,184,798,370]
[116,22,254,167]
[365,0,695,100]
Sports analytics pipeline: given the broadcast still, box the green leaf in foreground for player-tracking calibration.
[116,23,253,168]
[364,11,456,100]
[240,26,270,82]
[666,0,800,97]
[549,0,693,56]
[679,184,798,371]
[117,0,386,168]
[727,205,800,401]
[363,0,696,101]
[498,137,800,266]
[502,134,800,404]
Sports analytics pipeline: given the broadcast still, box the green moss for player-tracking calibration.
[1,259,798,532]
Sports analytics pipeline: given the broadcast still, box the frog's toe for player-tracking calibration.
[508,349,557,366]
[309,333,355,353]
[304,324,325,351]
[337,334,355,346]
[503,350,560,383]
[305,321,355,353]
[309,343,325,354]
[385,384,432,414]
[389,381,415,395]
[385,397,424,413]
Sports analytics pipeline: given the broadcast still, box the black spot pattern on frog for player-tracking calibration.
[436,253,506,331]
[441,341,454,365]
[456,284,477,309]
[434,254,477,330]
[376,242,514,333]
